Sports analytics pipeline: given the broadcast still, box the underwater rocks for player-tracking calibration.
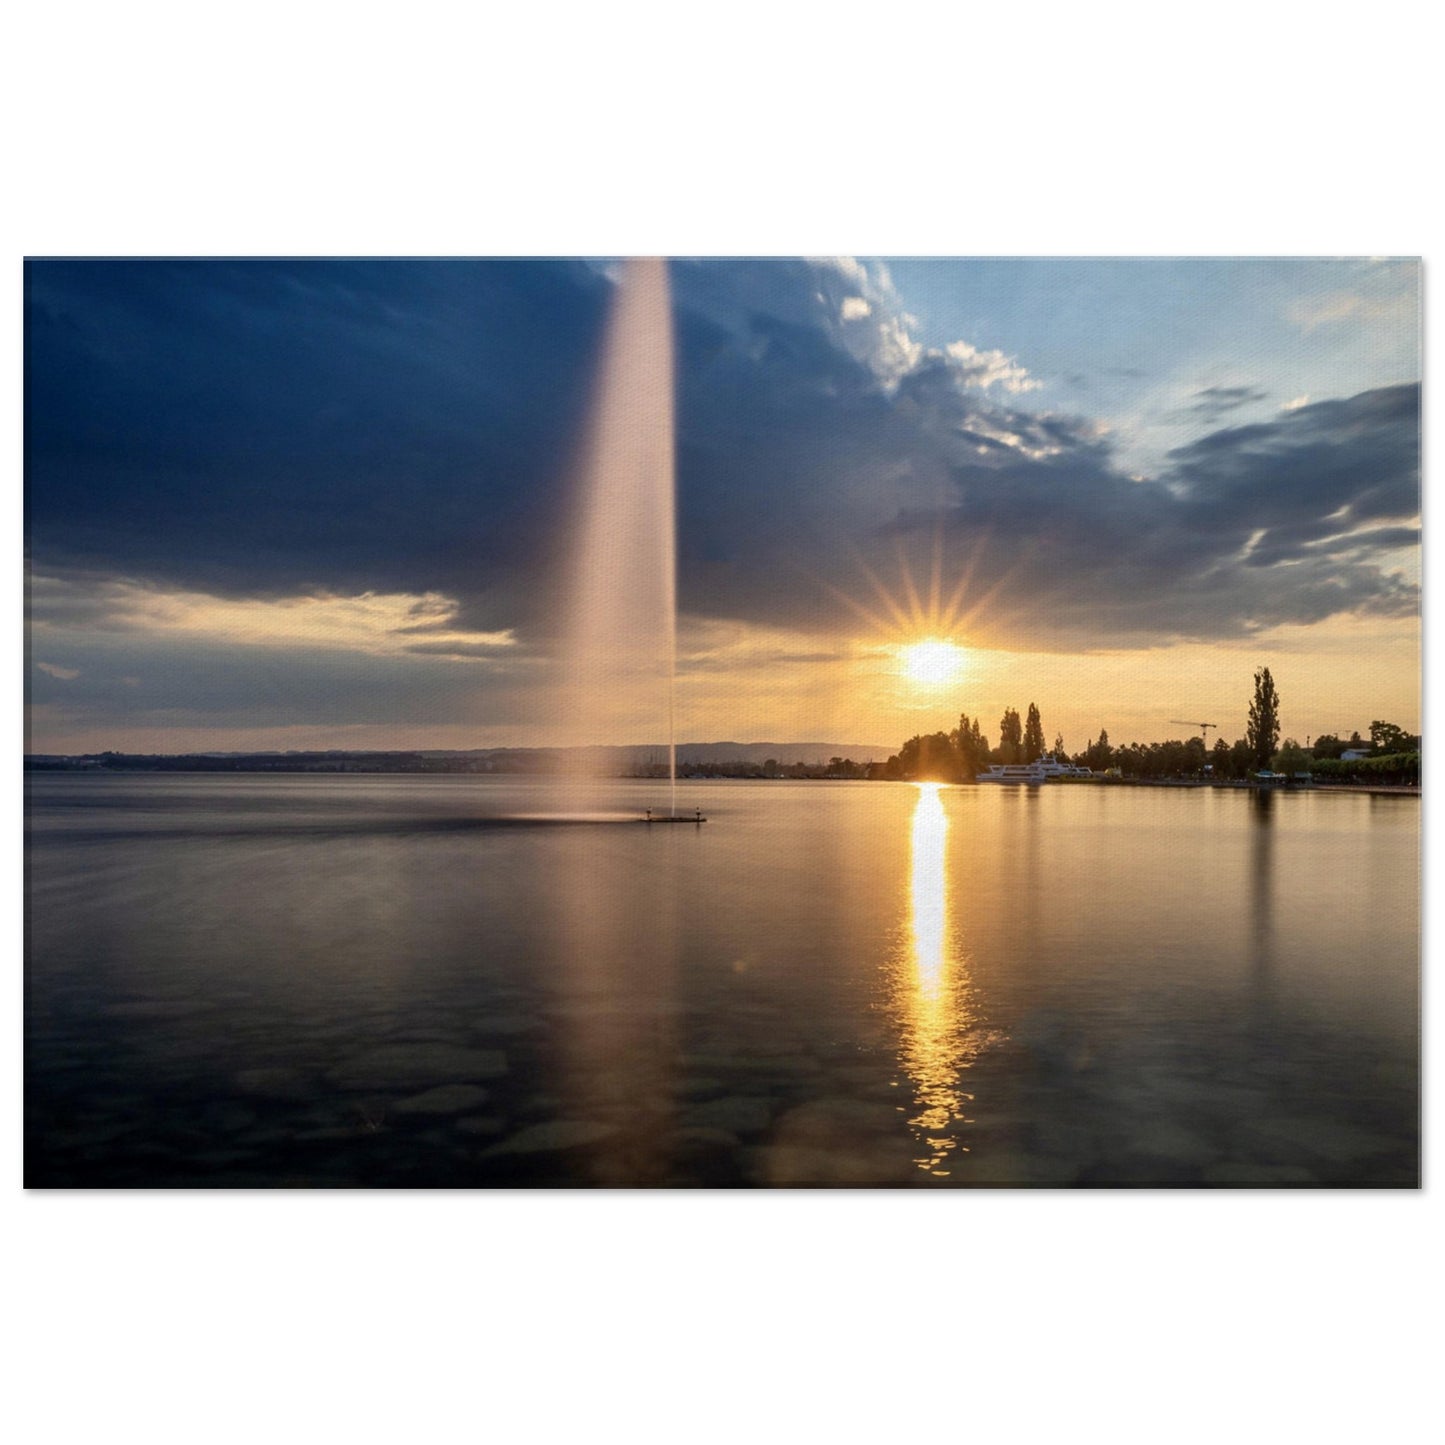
[391,1084,492,1116]
[324,1045,508,1091]
[481,1120,620,1156]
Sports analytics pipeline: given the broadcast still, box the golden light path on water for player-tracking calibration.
[896,782,987,1175]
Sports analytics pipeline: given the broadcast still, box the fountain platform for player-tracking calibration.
[641,814,707,824]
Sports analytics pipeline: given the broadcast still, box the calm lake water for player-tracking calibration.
[25,773,1419,1187]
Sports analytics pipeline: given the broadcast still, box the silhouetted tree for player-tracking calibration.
[949,712,991,779]
[1211,736,1232,776]
[1084,729,1112,772]
[1157,738,1189,776]
[1369,720,1419,754]
[895,732,962,782]
[1023,703,1045,763]
[970,715,990,769]
[1247,667,1281,771]
[998,707,1022,764]
[1273,739,1312,776]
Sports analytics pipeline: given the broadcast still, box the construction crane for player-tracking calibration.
[1171,720,1219,745]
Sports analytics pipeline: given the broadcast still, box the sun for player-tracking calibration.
[822,529,998,689]
[900,638,967,685]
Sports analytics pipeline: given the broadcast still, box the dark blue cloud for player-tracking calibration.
[1168,385,1419,532]
[26,258,608,611]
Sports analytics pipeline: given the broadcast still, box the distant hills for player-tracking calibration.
[26,741,891,773]
[425,742,890,766]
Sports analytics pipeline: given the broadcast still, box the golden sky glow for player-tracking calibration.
[26,570,1420,756]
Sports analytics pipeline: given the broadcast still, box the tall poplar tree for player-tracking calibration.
[1247,666,1281,771]
[999,707,1022,764]
[1023,702,1045,763]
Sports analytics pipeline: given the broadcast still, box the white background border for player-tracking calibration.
[7,4,1437,1441]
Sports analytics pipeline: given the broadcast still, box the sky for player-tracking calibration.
[24,255,1420,756]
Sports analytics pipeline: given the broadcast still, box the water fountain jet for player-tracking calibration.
[558,258,699,821]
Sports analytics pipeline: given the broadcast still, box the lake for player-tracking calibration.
[24,773,1419,1187]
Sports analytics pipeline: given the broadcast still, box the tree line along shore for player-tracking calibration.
[867,667,1420,787]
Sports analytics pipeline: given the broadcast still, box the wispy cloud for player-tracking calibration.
[1173,385,1269,423]
[1290,289,1415,333]
[28,573,516,658]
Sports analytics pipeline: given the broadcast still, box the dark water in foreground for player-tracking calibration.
[25,774,1419,1187]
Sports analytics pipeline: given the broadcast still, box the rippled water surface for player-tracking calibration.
[25,774,1419,1187]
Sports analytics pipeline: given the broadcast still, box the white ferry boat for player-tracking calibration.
[977,754,1093,784]
[977,763,1047,784]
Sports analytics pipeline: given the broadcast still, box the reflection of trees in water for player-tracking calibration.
[891,784,1000,1175]
[1248,789,1277,1027]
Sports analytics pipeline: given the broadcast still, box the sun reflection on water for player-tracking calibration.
[895,782,988,1174]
